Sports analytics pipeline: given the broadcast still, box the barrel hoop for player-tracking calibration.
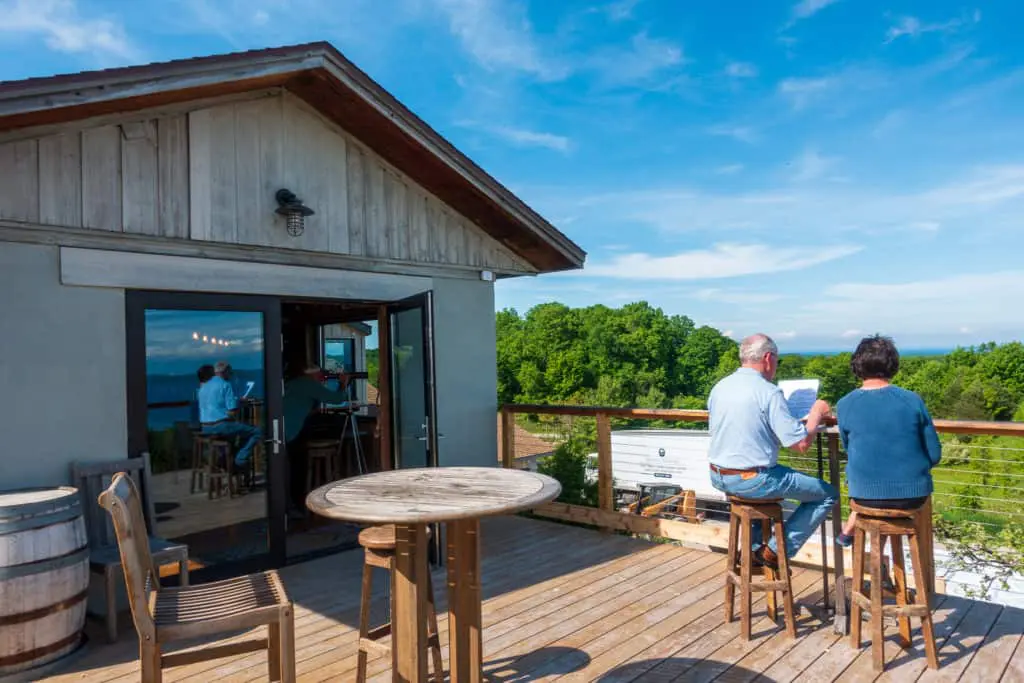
[0,488,80,518]
[0,505,83,535]
[0,546,89,581]
[0,631,81,667]
[0,588,88,626]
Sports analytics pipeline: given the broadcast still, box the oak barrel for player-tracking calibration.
[0,487,89,676]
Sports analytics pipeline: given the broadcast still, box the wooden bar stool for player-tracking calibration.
[724,496,796,640]
[306,439,341,491]
[356,525,443,683]
[190,432,208,493]
[204,438,234,499]
[849,500,938,672]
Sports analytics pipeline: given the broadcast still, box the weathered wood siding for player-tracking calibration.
[0,92,533,274]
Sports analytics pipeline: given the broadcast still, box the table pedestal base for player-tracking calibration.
[447,520,483,683]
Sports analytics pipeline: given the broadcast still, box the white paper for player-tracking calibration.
[778,378,820,419]
[241,381,255,399]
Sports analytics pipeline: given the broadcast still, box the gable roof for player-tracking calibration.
[0,43,585,274]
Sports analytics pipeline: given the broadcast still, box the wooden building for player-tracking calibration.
[0,43,585,577]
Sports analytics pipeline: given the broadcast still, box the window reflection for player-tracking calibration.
[143,309,268,567]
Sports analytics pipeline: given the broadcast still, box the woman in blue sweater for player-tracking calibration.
[835,335,943,546]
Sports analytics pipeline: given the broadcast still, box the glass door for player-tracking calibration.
[387,292,439,470]
[126,291,286,578]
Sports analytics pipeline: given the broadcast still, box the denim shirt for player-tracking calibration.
[198,375,237,423]
[707,367,807,469]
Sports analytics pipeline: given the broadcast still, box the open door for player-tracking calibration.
[385,291,443,564]
[386,292,439,470]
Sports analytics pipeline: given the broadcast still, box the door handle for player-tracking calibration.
[270,419,282,455]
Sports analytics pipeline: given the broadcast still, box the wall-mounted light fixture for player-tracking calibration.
[275,189,315,237]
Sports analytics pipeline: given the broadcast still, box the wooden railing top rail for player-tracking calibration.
[501,403,1024,437]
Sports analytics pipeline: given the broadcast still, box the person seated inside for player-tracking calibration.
[707,333,837,569]
[835,335,942,546]
[283,363,358,514]
[198,361,262,469]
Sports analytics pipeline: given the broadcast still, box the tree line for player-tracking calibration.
[497,302,1024,422]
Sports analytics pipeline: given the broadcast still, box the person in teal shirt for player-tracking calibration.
[284,364,357,512]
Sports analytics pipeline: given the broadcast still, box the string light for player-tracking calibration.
[191,332,232,348]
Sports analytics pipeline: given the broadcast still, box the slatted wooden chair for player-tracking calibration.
[71,453,190,643]
[99,472,295,683]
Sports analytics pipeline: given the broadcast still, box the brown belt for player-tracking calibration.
[709,464,766,476]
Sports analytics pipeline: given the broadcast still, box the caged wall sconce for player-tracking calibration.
[275,188,315,236]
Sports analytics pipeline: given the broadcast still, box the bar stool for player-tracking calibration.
[306,439,340,491]
[190,432,208,493]
[204,438,234,499]
[849,500,938,672]
[356,525,443,682]
[724,496,796,640]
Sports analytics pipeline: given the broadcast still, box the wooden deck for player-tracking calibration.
[43,516,1024,682]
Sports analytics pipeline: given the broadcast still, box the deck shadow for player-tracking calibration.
[484,647,591,681]
[595,658,775,682]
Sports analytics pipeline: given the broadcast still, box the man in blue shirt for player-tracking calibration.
[707,334,836,568]
[198,361,262,467]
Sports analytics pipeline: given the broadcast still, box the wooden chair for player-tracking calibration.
[99,473,295,683]
[849,500,938,672]
[71,453,190,643]
[357,525,443,682]
[306,439,341,491]
[723,497,796,640]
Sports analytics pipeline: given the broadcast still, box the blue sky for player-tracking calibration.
[3,1,1024,351]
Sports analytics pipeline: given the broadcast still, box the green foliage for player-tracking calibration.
[496,302,735,408]
[537,437,599,507]
[366,348,379,387]
[934,517,1024,599]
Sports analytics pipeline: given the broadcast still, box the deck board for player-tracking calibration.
[42,516,1024,683]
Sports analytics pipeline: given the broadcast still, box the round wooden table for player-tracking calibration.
[307,467,561,683]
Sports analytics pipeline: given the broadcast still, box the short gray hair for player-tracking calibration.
[739,334,778,364]
[214,360,231,375]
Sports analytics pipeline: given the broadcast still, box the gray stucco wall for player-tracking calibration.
[430,276,498,467]
[0,242,127,490]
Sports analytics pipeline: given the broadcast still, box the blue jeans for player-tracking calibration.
[710,465,838,558]
[203,422,261,466]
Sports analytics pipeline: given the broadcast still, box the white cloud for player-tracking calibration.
[778,76,835,110]
[0,0,139,62]
[252,9,269,24]
[775,331,798,340]
[437,0,568,80]
[490,125,571,152]
[872,109,907,138]
[884,12,979,44]
[694,288,785,305]
[584,242,861,281]
[725,62,758,79]
[788,148,840,183]
[805,271,1024,338]
[790,0,841,21]
[841,329,862,338]
[600,0,641,22]
[456,120,571,152]
[714,163,745,175]
[586,32,684,87]
[708,124,758,144]
[907,221,940,232]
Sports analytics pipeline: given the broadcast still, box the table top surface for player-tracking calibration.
[306,467,561,524]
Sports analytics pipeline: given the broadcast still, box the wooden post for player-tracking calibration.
[393,523,428,682]
[376,305,392,471]
[447,519,483,683]
[596,413,613,528]
[828,431,848,635]
[499,409,515,469]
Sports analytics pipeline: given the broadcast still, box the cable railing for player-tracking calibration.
[498,403,1024,602]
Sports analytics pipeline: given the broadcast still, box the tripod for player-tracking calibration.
[339,408,367,475]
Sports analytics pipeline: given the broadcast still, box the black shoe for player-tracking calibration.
[753,545,781,570]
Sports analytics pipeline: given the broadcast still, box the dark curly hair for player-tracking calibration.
[850,335,900,380]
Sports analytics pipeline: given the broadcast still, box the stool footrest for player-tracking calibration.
[359,638,391,658]
[851,592,930,618]
[366,623,391,641]
[726,572,791,592]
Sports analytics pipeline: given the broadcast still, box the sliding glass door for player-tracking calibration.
[126,291,286,577]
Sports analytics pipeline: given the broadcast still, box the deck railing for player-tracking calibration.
[499,403,1024,598]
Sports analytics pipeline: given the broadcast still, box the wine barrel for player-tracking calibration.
[0,487,89,676]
